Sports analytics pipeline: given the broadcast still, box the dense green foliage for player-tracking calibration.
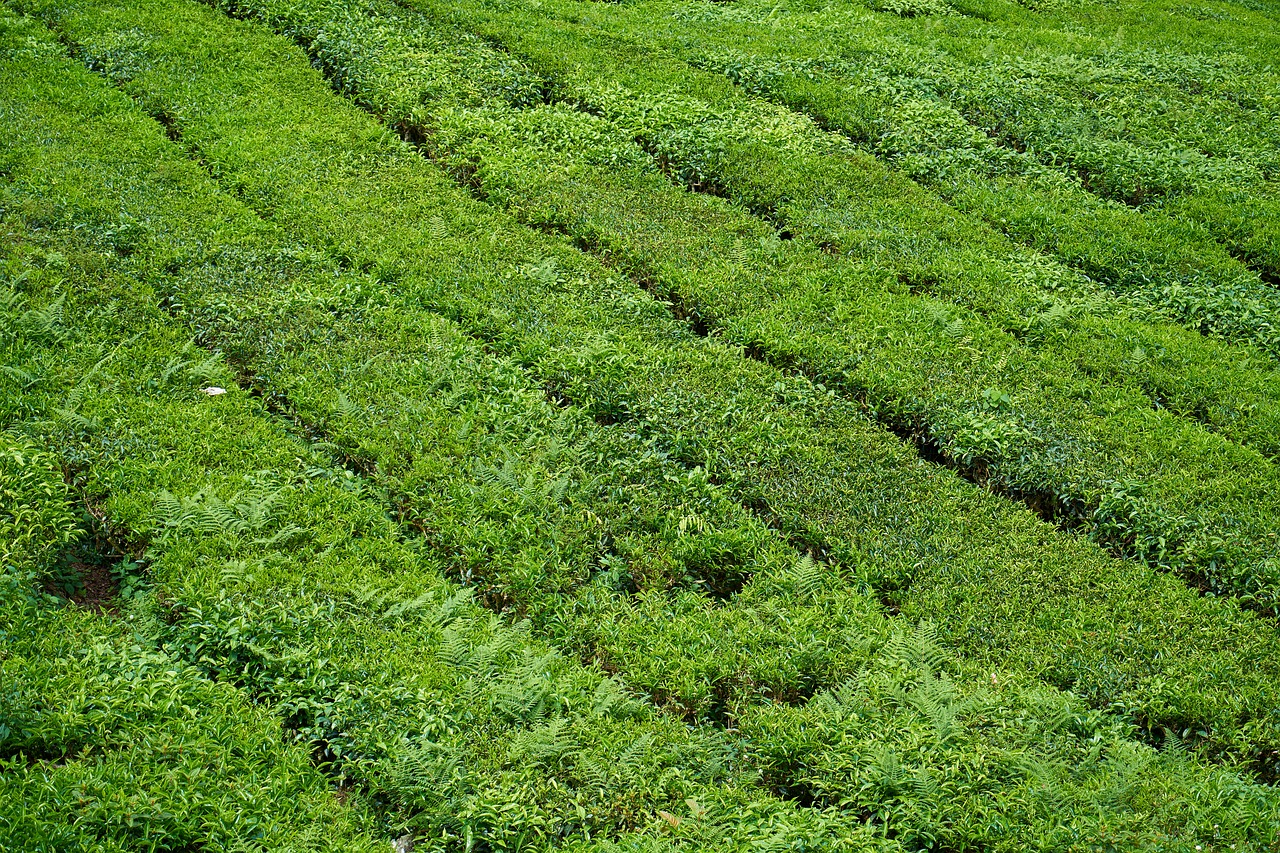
[142,0,1280,616]
[3,0,1280,848]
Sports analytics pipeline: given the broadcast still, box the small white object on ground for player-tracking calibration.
[201,387,227,396]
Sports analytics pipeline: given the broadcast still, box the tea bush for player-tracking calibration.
[5,0,1280,847]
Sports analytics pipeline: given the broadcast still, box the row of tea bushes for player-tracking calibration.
[14,0,1280,776]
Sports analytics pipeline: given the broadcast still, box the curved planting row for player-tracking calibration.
[144,0,1280,614]
[400,0,1280,355]
[7,4,1280,845]
[12,0,1280,781]
[6,16,1278,852]
[1,247,885,851]
[0,475,378,852]
[1,592,381,851]
[590,0,1280,282]
[0,44,889,847]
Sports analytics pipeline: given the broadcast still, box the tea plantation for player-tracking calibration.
[2,0,1280,848]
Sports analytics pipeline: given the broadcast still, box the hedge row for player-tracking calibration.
[0,220,381,850]
[9,1,1280,846]
[0,150,885,852]
[7,15,1280,849]
[156,0,1280,614]
[401,0,1280,354]
[13,0,1280,780]
[584,0,1280,281]
[1,571,380,852]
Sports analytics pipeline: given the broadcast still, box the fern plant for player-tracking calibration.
[149,477,303,548]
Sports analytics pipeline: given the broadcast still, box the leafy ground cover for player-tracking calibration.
[3,0,1280,849]
[542,0,1280,283]
[20,0,1280,762]
[120,0,1280,621]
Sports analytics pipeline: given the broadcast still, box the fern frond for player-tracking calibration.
[506,717,576,767]
[189,350,224,385]
[492,653,555,723]
[198,498,249,536]
[52,406,96,431]
[390,741,466,814]
[252,523,305,547]
[589,676,633,719]
[218,559,251,588]
[426,215,450,243]
[574,754,612,794]
[153,490,184,532]
[438,626,472,669]
[792,553,824,600]
[382,590,438,622]
[613,731,653,780]
[910,669,962,744]
[1,365,39,389]
[434,587,474,627]
[912,766,941,800]
[334,389,359,421]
